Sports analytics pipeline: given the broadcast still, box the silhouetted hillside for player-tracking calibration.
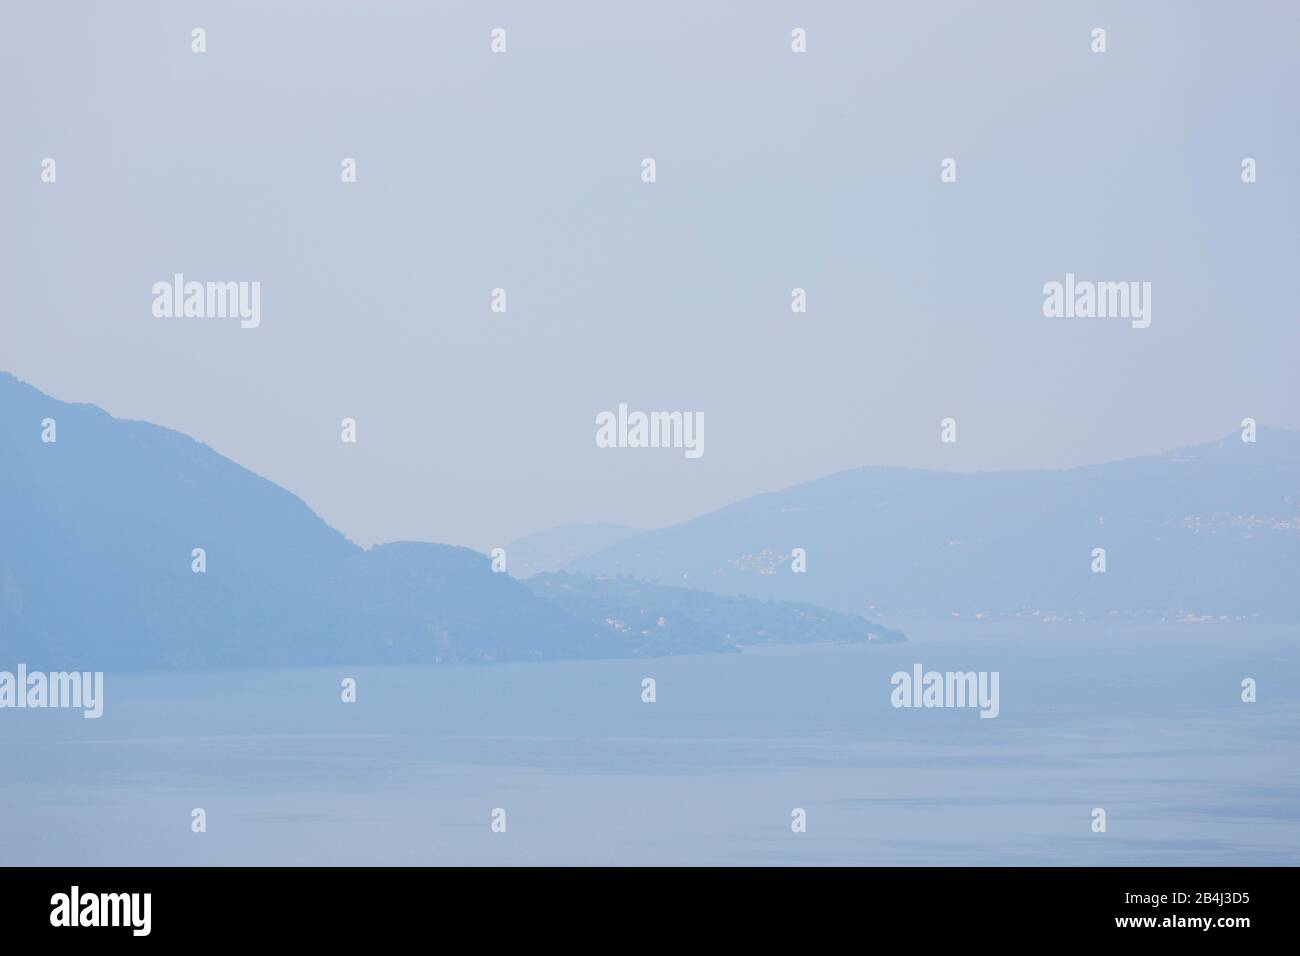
[0,373,901,668]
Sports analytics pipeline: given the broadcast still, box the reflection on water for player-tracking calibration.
[1,623,1296,865]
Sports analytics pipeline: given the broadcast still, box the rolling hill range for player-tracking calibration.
[567,430,1300,623]
[0,372,899,668]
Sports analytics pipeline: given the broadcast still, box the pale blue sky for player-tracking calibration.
[2,1,1297,549]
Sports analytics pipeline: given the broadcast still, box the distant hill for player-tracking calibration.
[504,523,642,578]
[569,431,1300,623]
[0,372,900,668]
[526,572,905,655]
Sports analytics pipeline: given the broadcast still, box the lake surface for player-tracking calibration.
[2,622,1297,865]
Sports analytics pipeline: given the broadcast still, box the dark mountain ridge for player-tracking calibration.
[0,372,901,668]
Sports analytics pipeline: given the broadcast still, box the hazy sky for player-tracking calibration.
[3,1,1298,550]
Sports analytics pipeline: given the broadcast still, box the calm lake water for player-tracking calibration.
[2,622,1297,865]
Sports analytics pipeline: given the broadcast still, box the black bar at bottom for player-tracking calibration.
[0,866,1278,942]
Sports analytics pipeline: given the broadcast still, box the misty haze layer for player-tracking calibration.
[2,1,1297,549]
